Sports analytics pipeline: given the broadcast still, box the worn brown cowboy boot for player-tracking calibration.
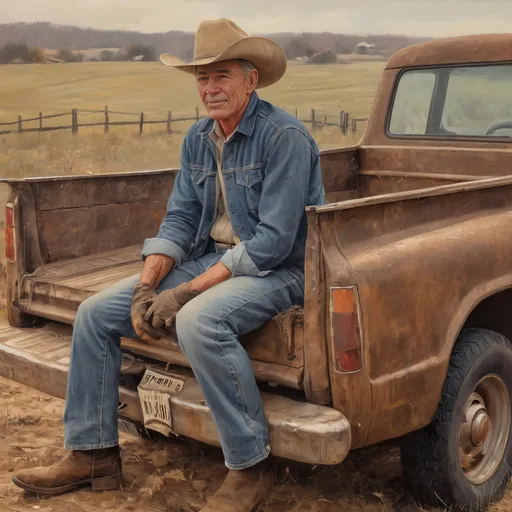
[12,447,121,495]
[200,462,274,512]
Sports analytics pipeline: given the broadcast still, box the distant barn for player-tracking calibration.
[354,42,376,55]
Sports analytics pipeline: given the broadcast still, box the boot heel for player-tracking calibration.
[91,475,120,491]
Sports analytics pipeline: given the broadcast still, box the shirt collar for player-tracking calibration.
[210,121,238,145]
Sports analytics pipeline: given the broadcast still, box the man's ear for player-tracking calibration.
[247,69,259,94]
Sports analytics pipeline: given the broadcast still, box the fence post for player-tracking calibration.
[311,109,316,131]
[352,117,357,134]
[344,113,350,135]
[104,105,109,134]
[39,112,43,132]
[196,107,200,122]
[339,111,345,135]
[139,112,144,135]
[295,108,298,119]
[167,111,172,134]
[71,109,78,134]
[18,115,23,133]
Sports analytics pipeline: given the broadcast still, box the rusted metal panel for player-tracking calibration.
[386,33,512,69]
[30,173,175,211]
[0,168,178,184]
[38,203,163,262]
[319,147,359,197]
[0,324,351,465]
[356,145,511,196]
[302,212,331,405]
[316,176,512,447]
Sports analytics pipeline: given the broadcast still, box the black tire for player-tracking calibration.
[401,328,512,511]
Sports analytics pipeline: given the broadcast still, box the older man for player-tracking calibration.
[13,18,324,511]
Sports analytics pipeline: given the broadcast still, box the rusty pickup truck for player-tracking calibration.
[2,34,512,511]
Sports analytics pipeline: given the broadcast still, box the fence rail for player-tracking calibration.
[0,107,368,136]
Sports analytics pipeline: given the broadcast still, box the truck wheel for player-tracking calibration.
[401,328,512,511]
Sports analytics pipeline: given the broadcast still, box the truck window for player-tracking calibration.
[442,66,512,137]
[389,70,436,135]
[389,64,512,139]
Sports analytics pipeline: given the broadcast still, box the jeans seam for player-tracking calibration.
[96,311,132,447]
[216,338,268,456]
[97,336,109,446]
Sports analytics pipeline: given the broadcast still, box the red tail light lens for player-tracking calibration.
[5,204,15,262]
[5,205,13,227]
[330,287,362,373]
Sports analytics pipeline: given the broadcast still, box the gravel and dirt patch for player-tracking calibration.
[0,376,510,512]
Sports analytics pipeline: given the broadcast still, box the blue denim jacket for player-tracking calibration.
[142,92,325,276]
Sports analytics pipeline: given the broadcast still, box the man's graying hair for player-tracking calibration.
[238,60,257,78]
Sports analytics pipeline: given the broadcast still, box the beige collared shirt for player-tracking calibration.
[209,122,241,245]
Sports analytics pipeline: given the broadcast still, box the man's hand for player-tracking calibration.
[131,283,163,341]
[144,282,200,331]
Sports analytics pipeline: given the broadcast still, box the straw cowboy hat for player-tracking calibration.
[160,18,287,88]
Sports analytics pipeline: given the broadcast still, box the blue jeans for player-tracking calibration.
[63,250,304,470]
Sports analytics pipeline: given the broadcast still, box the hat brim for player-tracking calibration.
[160,36,287,89]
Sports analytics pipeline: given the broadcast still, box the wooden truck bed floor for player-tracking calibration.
[16,245,306,390]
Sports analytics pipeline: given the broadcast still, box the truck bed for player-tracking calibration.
[17,245,306,390]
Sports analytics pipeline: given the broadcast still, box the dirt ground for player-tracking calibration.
[0,377,510,512]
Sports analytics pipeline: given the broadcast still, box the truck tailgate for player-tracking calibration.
[0,322,351,465]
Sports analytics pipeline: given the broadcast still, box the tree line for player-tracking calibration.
[0,42,158,64]
[1,22,431,63]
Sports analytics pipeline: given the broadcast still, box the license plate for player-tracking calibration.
[137,369,185,437]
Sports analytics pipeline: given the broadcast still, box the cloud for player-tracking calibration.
[1,0,511,36]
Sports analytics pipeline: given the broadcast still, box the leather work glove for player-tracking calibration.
[131,283,163,341]
[144,282,200,331]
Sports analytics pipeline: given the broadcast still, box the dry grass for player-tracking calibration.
[0,60,384,123]
[0,126,361,179]
[0,60,381,178]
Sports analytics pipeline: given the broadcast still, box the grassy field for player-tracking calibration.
[0,61,383,178]
[0,60,383,122]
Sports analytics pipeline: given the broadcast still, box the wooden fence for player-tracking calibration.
[0,107,368,136]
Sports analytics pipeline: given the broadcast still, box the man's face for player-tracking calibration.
[196,60,258,122]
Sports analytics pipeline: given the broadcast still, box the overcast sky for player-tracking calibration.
[0,0,510,37]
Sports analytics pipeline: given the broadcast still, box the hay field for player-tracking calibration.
[0,60,382,122]
[0,61,384,178]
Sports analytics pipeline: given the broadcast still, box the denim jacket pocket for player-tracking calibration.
[235,166,263,188]
[234,166,263,215]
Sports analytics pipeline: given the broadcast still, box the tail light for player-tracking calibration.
[5,203,15,263]
[330,287,362,373]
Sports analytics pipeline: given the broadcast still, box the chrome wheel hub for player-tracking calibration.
[459,375,510,485]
